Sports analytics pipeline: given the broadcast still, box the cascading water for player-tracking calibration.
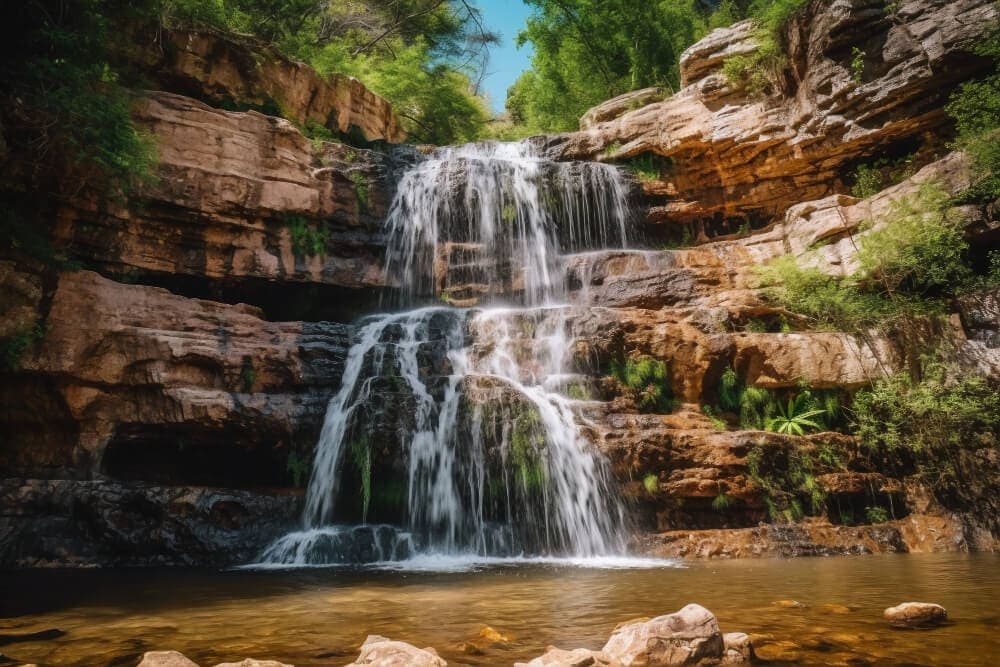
[259,142,635,567]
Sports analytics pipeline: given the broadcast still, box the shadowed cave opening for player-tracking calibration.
[101,424,300,490]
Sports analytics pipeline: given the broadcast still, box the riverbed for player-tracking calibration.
[1,553,997,666]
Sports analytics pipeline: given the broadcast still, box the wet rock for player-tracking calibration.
[516,647,620,667]
[478,626,513,645]
[345,635,446,667]
[820,604,853,615]
[137,652,200,667]
[0,480,299,568]
[602,603,725,666]
[0,629,66,646]
[722,633,754,664]
[772,600,806,609]
[883,602,948,628]
[214,660,293,667]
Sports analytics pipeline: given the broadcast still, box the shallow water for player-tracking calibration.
[1,553,998,666]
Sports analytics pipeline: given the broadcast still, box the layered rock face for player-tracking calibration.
[0,31,404,566]
[550,0,998,228]
[2,0,998,567]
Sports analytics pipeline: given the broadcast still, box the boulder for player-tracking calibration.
[214,660,293,667]
[722,633,754,664]
[345,635,447,667]
[516,647,621,667]
[137,652,200,667]
[883,602,948,628]
[602,604,725,666]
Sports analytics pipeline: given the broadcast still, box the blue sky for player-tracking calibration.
[478,0,535,112]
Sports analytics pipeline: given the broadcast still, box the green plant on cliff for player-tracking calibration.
[286,449,311,488]
[348,434,374,522]
[851,358,1000,498]
[608,356,675,413]
[1,0,159,200]
[747,439,829,523]
[947,13,1000,202]
[510,404,548,491]
[722,0,810,95]
[285,215,329,259]
[349,172,370,211]
[1,324,45,372]
[765,395,826,435]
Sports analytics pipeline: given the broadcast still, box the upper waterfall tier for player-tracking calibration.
[383,142,634,307]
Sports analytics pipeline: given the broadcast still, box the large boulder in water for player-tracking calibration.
[602,604,726,666]
[883,602,948,628]
[346,635,447,666]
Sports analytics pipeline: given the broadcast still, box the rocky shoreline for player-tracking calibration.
[120,601,952,667]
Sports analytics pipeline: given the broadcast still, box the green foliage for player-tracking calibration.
[865,506,890,523]
[712,493,734,511]
[286,449,311,488]
[747,440,829,523]
[625,153,673,181]
[856,185,971,297]
[239,358,256,392]
[643,474,659,494]
[285,215,329,259]
[852,358,1000,497]
[852,164,884,199]
[1,324,45,372]
[702,405,728,430]
[608,357,675,413]
[947,20,1000,201]
[722,0,809,95]
[349,172,370,211]
[851,47,865,84]
[1,0,159,197]
[509,0,724,132]
[348,436,373,521]
[511,405,547,491]
[766,395,826,435]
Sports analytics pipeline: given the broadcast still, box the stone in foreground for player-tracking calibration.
[883,602,949,628]
[601,604,735,666]
[137,652,200,667]
[515,646,622,667]
[346,635,447,666]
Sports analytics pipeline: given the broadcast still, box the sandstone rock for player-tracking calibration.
[214,660,293,667]
[602,604,725,666]
[124,27,404,143]
[722,632,754,664]
[883,602,948,628]
[346,635,446,667]
[137,651,200,667]
[478,626,513,644]
[1,266,349,483]
[516,647,621,667]
[55,91,397,297]
[551,0,998,224]
[580,88,667,130]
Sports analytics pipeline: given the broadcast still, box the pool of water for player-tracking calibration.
[1,553,997,666]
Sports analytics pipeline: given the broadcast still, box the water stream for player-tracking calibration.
[260,142,634,565]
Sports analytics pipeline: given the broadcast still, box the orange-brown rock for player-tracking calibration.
[1,264,350,480]
[56,91,398,306]
[549,0,998,224]
[124,27,404,143]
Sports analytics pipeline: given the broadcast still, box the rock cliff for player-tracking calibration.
[1,0,997,566]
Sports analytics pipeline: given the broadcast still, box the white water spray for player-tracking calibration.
[260,142,634,566]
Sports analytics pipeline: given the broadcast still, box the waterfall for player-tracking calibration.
[259,142,634,566]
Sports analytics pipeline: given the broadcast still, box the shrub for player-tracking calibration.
[1,324,45,371]
[608,357,675,413]
[285,215,329,259]
[722,0,809,95]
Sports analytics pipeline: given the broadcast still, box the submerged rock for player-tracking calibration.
[883,602,948,628]
[345,635,447,667]
[722,633,754,664]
